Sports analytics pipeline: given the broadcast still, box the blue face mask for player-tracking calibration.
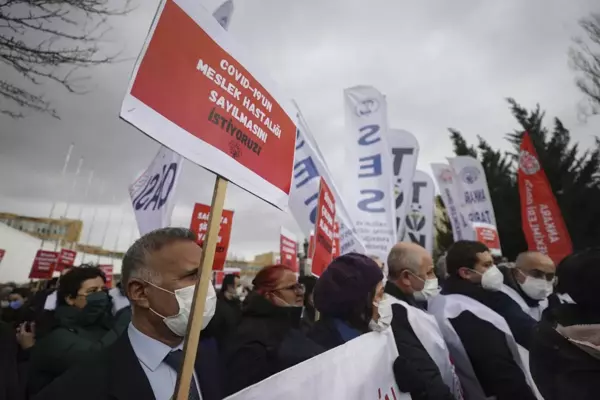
[9,300,23,310]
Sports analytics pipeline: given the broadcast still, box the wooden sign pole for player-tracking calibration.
[174,176,228,400]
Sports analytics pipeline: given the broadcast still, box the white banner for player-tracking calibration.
[129,146,183,235]
[430,163,472,241]
[388,129,419,242]
[403,170,435,254]
[343,86,396,260]
[447,157,498,237]
[290,107,366,255]
[225,328,409,400]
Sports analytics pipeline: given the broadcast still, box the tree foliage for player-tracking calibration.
[0,0,132,118]
[437,98,600,259]
[570,12,600,117]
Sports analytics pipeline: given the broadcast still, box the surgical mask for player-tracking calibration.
[80,291,110,325]
[147,282,217,337]
[517,271,553,300]
[413,278,441,302]
[472,265,504,291]
[369,298,393,332]
[235,286,244,299]
[9,300,23,309]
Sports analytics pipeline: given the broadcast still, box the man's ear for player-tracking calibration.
[128,279,150,309]
[457,267,471,280]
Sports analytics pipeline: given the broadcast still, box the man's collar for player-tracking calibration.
[384,281,417,306]
[128,323,182,372]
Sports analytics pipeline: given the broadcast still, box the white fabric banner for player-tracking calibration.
[388,129,419,242]
[289,107,366,255]
[430,163,472,241]
[212,0,234,30]
[225,328,409,400]
[343,86,396,260]
[403,170,435,254]
[129,146,183,235]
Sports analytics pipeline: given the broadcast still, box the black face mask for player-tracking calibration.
[79,291,110,325]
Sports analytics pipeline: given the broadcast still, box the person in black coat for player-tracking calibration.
[222,264,324,396]
[34,227,223,400]
[207,274,242,349]
[442,241,536,400]
[298,275,317,333]
[0,320,22,400]
[529,248,600,400]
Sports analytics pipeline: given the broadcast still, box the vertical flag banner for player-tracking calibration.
[388,129,419,242]
[121,0,297,209]
[308,231,315,259]
[331,222,341,259]
[29,250,59,280]
[518,132,572,263]
[431,163,472,241]
[404,170,435,254]
[280,227,299,272]
[189,203,235,270]
[448,156,498,239]
[99,265,114,288]
[312,178,336,277]
[291,108,366,255]
[55,249,77,272]
[343,86,396,260]
[129,146,183,235]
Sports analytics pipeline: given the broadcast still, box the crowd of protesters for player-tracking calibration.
[0,227,598,400]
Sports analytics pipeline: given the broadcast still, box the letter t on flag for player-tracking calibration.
[518,132,572,263]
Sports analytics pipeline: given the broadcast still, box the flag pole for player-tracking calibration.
[54,157,84,252]
[41,143,74,249]
[112,204,126,254]
[72,170,95,250]
[97,195,116,264]
[81,182,104,265]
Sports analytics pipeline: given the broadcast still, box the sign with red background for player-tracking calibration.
[99,265,114,288]
[280,232,298,272]
[55,249,77,272]
[518,132,572,263]
[127,0,296,197]
[331,223,340,259]
[189,202,234,271]
[473,223,501,256]
[312,178,336,277]
[29,250,59,280]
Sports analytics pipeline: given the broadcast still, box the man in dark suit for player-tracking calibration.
[34,227,222,400]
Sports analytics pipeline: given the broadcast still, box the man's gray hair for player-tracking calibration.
[121,227,198,290]
[387,246,422,279]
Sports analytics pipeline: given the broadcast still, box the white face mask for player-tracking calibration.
[147,282,217,337]
[472,265,504,291]
[413,277,441,302]
[369,298,393,332]
[235,286,244,298]
[517,270,554,300]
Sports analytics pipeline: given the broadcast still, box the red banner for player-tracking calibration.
[312,178,336,277]
[129,0,296,195]
[308,233,315,259]
[189,203,234,271]
[99,265,114,288]
[29,250,59,280]
[518,132,572,263]
[331,223,341,259]
[280,230,298,272]
[0,249,5,265]
[55,249,77,272]
[473,223,501,257]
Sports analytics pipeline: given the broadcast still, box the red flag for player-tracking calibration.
[312,178,336,277]
[518,132,572,263]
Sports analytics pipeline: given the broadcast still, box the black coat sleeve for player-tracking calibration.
[390,305,455,400]
[450,311,536,400]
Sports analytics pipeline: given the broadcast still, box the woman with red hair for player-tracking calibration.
[221,265,323,395]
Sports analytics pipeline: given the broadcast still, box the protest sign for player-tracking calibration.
[473,223,502,257]
[225,328,407,400]
[331,222,340,259]
[519,132,571,263]
[29,250,59,280]
[99,265,114,288]
[312,178,336,277]
[280,227,298,272]
[129,146,183,235]
[404,170,435,254]
[54,249,77,272]
[189,202,234,271]
[121,0,297,210]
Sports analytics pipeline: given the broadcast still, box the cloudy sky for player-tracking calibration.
[1,0,599,265]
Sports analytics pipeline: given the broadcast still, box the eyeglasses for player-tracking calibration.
[274,283,305,293]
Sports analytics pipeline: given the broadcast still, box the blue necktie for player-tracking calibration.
[164,350,201,400]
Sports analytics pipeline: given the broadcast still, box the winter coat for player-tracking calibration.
[0,321,23,400]
[441,276,537,400]
[221,293,324,396]
[529,304,600,400]
[28,304,130,395]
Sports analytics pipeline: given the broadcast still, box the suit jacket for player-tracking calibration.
[32,332,222,400]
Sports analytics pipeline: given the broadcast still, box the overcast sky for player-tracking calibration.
[1,0,599,261]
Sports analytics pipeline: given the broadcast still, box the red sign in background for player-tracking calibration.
[518,132,572,263]
[0,249,5,265]
[55,249,77,272]
[189,203,234,271]
[280,234,298,272]
[131,0,296,194]
[474,224,501,255]
[331,223,340,259]
[29,250,59,280]
[99,265,114,288]
[312,178,336,277]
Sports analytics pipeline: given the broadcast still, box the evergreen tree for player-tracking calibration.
[570,13,600,116]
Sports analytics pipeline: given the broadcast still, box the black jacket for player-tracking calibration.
[385,282,455,400]
[32,330,222,400]
[307,316,363,350]
[529,304,600,400]
[442,276,536,400]
[221,293,324,395]
[205,297,242,350]
[0,321,23,400]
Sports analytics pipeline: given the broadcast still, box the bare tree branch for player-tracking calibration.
[0,0,134,118]
[570,13,600,119]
